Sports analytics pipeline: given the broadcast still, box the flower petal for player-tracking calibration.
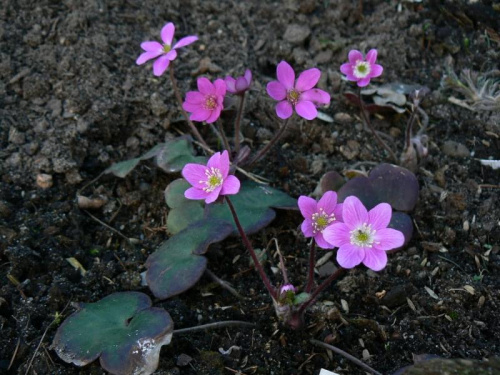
[244,69,252,84]
[317,191,338,214]
[348,50,363,64]
[315,233,335,249]
[136,51,163,65]
[165,49,177,61]
[295,100,317,120]
[185,91,205,104]
[301,89,330,105]
[276,100,293,119]
[298,196,317,219]
[277,61,295,90]
[336,243,365,269]
[182,164,208,188]
[333,203,343,222]
[173,35,198,49]
[207,152,221,170]
[301,219,314,237]
[214,79,226,96]
[235,76,248,92]
[140,41,163,52]
[342,196,368,229]
[161,22,175,45]
[340,63,353,76]
[295,68,321,91]
[190,108,211,122]
[357,77,371,87]
[205,186,222,204]
[205,107,221,124]
[369,64,383,78]
[368,203,392,230]
[221,175,240,195]
[182,101,202,113]
[218,150,230,177]
[225,77,236,93]
[197,77,215,95]
[267,81,286,101]
[185,186,209,201]
[373,228,405,251]
[366,49,378,64]
[362,249,387,271]
[153,55,170,76]
[323,222,351,248]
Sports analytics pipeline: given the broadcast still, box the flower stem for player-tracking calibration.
[357,88,398,163]
[305,241,316,293]
[247,118,290,167]
[297,267,345,315]
[173,320,256,335]
[404,104,418,151]
[217,121,232,158]
[169,62,209,151]
[225,196,278,300]
[234,93,246,155]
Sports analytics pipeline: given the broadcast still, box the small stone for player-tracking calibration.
[150,93,168,117]
[36,173,53,189]
[256,127,272,142]
[47,98,62,117]
[382,284,413,308]
[311,158,324,175]
[442,140,470,158]
[283,24,311,45]
[317,261,337,278]
[65,169,82,185]
[314,50,333,64]
[8,127,25,145]
[176,354,192,367]
[334,112,353,125]
[339,139,360,160]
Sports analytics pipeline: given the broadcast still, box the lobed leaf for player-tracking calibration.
[51,292,173,375]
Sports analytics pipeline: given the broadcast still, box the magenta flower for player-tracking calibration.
[182,78,226,123]
[340,49,383,87]
[323,196,404,271]
[267,61,330,120]
[280,284,297,294]
[298,191,343,249]
[225,69,252,95]
[182,150,240,204]
[136,22,198,76]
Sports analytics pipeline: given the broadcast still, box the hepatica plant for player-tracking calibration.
[56,20,424,373]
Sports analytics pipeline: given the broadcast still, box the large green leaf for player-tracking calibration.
[51,292,173,375]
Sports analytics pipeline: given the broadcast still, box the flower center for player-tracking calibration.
[202,167,223,192]
[203,95,217,110]
[163,44,171,53]
[353,61,371,78]
[286,89,301,105]
[349,223,377,248]
[311,208,336,234]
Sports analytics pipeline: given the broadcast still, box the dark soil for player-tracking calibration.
[1,0,499,374]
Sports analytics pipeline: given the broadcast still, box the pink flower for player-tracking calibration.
[280,284,296,295]
[182,150,240,204]
[323,196,404,271]
[267,61,330,120]
[225,69,252,95]
[182,78,226,123]
[340,49,383,87]
[298,191,343,249]
[136,22,198,76]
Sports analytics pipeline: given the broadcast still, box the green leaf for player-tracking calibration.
[146,220,234,299]
[104,157,142,178]
[51,292,173,375]
[293,292,311,305]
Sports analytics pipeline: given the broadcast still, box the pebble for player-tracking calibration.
[36,173,53,189]
[442,140,470,158]
[334,112,353,125]
[65,169,82,185]
[8,127,25,145]
[283,24,311,44]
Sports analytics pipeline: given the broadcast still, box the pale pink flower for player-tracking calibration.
[340,49,383,87]
[298,191,343,249]
[182,78,226,123]
[267,61,330,120]
[182,150,240,204]
[225,69,252,95]
[323,196,404,271]
[280,284,297,294]
[136,22,198,76]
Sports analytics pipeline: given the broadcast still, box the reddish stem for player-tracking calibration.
[234,92,246,155]
[247,118,289,166]
[305,241,316,293]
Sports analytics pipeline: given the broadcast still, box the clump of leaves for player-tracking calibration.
[319,163,418,246]
[51,292,173,375]
[145,179,297,300]
[443,68,500,111]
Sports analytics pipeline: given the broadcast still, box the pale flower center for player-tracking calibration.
[353,60,371,78]
[163,44,171,53]
[350,223,377,248]
[311,208,336,234]
[203,95,217,110]
[201,167,223,192]
[286,89,301,105]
